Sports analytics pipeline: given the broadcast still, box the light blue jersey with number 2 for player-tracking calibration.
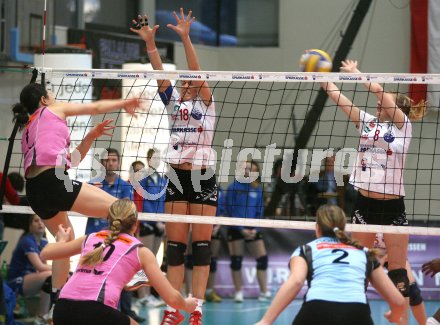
[292,237,378,304]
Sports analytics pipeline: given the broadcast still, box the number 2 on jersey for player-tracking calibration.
[331,248,349,264]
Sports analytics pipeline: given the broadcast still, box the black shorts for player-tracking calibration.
[165,167,217,206]
[351,193,408,226]
[293,300,373,325]
[53,298,130,325]
[227,227,263,242]
[139,221,165,237]
[26,168,82,220]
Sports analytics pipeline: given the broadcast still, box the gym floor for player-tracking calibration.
[132,298,439,325]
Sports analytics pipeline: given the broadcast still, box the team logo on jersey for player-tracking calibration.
[191,107,203,120]
[384,131,395,143]
[361,158,367,171]
[369,121,376,128]
[363,125,372,134]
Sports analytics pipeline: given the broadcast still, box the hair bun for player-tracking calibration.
[12,103,29,128]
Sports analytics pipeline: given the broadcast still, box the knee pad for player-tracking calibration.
[192,241,211,266]
[409,282,423,306]
[388,268,410,297]
[166,241,187,266]
[185,254,194,270]
[230,256,243,271]
[256,255,268,270]
[210,257,218,273]
[41,276,52,294]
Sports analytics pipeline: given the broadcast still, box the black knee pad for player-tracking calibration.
[256,255,268,270]
[41,276,52,294]
[192,241,211,266]
[388,268,410,297]
[167,241,187,266]
[409,282,423,306]
[210,257,218,273]
[185,254,194,270]
[230,256,243,271]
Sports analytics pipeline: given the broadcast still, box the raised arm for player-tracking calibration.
[167,8,212,106]
[369,266,405,323]
[130,15,171,93]
[320,81,362,129]
[41,226,84,261]
[73,119,115,166]
[255,257,307,325]
[50,98,140,119]
[340,60,406,128]
[138,247,197,313]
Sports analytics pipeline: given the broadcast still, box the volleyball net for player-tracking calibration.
[1,68,440,235]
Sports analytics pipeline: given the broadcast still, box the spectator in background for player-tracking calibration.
[135,148,167,308]
[130,160,145,213]
[85,148,133,233]
[306,156,340,215]
[85,148,144,323]
[264,159,289,216]
[225,161,270,303]
[4,172,30,232]
[7,214,52,321]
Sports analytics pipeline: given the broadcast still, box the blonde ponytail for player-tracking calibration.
[79,199,137,267]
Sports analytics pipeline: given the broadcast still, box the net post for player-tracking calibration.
[0,123,20,210]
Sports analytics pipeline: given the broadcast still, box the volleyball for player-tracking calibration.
[299,49,333,72]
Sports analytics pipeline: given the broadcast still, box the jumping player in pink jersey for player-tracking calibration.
[41,199,197,325]
[12,82,140,290]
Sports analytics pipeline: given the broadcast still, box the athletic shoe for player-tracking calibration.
[160,310,185,325]
[205,290,222,303]
[125,270,150,291]
[189,311,202,325]
[137,295,166,308]
[234,291,244,303]
[258,291,271,302]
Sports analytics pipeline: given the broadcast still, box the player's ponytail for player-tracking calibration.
[80,199,138,267]
[394,93,428,121]
[316,204,378,262]
[12,103,29,130]
[12,83,48,130]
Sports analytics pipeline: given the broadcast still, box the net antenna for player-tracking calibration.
[41,0,48,85]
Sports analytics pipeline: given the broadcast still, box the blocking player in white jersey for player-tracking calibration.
[255,205,404,325]
[130,8,217,325]
[320,60,427,316]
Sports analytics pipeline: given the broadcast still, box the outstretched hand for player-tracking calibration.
[340,60,359,73]
[55,224,73,243]
[89,119,115,139]
[384,310,403,324]
[183,294,198,314]
[167,8,195,38]
[123,98,142,117]
[130,14,159,43]
[422,258,440,277]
